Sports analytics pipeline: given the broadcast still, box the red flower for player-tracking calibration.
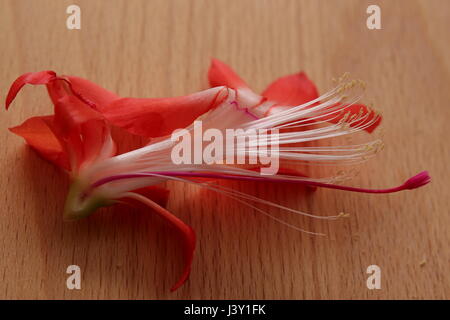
[6,71,117,172]
[6,71,222,291]
[6,60,430,292]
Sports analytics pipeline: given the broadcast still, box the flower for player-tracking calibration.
[6,71,117,172]
[6,71,224,290]
[93,59,430,228]
[6,60,430,291]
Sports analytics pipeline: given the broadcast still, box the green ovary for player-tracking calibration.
[63,178,113,220]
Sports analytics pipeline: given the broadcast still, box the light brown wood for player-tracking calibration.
[0,0,448,299]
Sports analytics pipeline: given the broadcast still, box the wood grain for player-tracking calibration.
[0,0,448,299]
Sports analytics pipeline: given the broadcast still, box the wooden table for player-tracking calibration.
[1,0,448,299]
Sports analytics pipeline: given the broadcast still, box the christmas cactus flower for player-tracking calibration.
[6,60,430,291]
[6,71,223,290]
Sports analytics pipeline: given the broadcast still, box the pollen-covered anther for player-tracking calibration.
[346,80,356,90]
[337,72,350,83]
[361,143,374,152]
[345,80,358,91]
[358,106,364,116]
[361,141,384,154]
[375,141,384,153]
[332,170,354,184]
[335,78,365,96]
[337,212,351,218]
[338,111,351,126]
[368,103,382,117]
[358,79,367,90]
[350,107,366,123]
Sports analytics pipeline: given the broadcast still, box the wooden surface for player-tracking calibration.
[1,0,449,299]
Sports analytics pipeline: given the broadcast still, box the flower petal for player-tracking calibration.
[53,95,113,170]
[65,76,119,107]
[152,203,195,292]
[262,72,319,106]
[5,71,57,109]
[9,115,70,170]
[101,86,228,138]
[131,186,170,208]
[208,58,249,89]
[6,71,119,112]
[53,95,104,137]
[123,193,196,291]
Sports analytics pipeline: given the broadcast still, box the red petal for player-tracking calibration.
[262,72,319,106]
[5,71,57,109]
[6,71,118,111]
[66,76,118,107]
[131,186,170,208]
[155,206,195,292]
[78,120,113,166]
[6,72,119,170]
[101,86,228,138]
[53,95,110,169]
[45,76,117,111]
[53,95,103,138]
[208,58,249,89]
[9,116,70,170]
[124,194,196,291]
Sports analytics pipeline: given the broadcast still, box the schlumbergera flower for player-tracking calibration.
[6,59,430,291]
